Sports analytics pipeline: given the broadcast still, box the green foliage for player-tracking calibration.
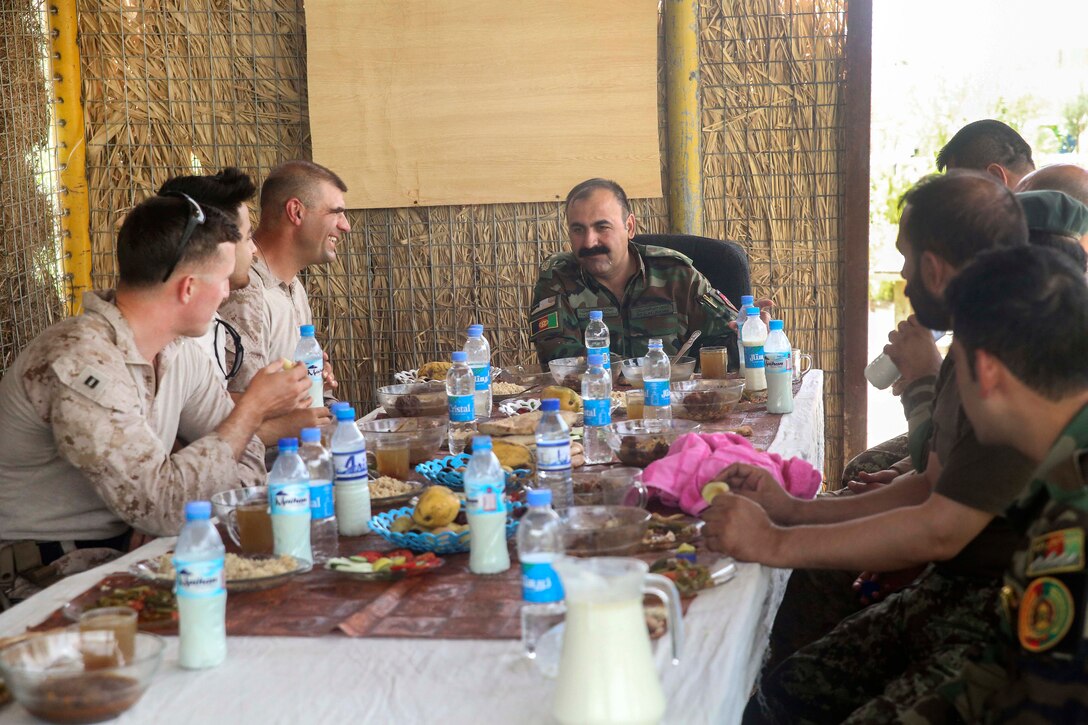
[1062,93,1088,150]
[869,278,897,303]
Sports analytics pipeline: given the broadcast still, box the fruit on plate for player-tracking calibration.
[701,481,731,504]
[327,550,443,575]
[413,486,460,528]
[540,385,583,412]
[416,361,453,380]
[490,439,532,470]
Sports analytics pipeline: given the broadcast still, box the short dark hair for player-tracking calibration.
[947,246,1088,401]
[900,170,1028,267]
[117,195,240,287]
[260,160,347,214]
[565,178,631,217]
[1029,230,1088,271]
[158,167,256,221]
[936,119,1034,175]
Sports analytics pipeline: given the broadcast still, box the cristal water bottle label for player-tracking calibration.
[537,440,572,471]
[588,344,610,369]
[309,480,335,519]
[644,379,670,407]
[174,557,226,599]
[744,345,766,369]
[334,446,368,484]
[269,482,310,515]
[449,393,475,422]
[465,480,504,515]
[521,559,565,603]
[472,364,491,392]
[765,351,791,374]
[584,398,612,427]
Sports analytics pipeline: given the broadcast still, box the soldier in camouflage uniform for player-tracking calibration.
[529,178,737,366]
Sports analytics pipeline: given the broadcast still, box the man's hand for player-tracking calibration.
[728,297,775,331]
[883,315,942,385]
[321,351,339,396]
[237,361,311,421]
[702,493,782,563]
[845,468,898,495]
[713,462,797,524]
[257,407,334,446]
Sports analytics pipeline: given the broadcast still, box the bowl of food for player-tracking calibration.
[561,505,651,556]
[0,629,165,723]
[377,382,448,418]
[606,419,701,467]
[620,356,696,388]
[669,379,745,421]
[356,416,448,465]
[547,355,623,389]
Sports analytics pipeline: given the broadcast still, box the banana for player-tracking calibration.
[701,481,731,504]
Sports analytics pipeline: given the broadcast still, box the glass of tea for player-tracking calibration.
[374,435,411,480]
[236,498,274,555]
[625,390,644,419]
[699,346,729,379]
[79,607,137,667]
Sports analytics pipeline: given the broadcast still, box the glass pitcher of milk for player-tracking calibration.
[551,557,683,725]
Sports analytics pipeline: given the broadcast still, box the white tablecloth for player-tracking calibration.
[0,372,824,725]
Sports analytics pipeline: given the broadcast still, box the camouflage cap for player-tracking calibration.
[1016,190,1088,236]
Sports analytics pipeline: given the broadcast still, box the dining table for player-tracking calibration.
[0,370,824,725]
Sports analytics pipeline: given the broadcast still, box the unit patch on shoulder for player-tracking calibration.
[1026,528,1085,577]
[1018,576,1075,653]
[531,311,559,337]
[531,295,558,316]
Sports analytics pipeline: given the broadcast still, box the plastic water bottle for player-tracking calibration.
[735,295,754,373]
[446,351,477,455]
[300,427,338,563]
[464,324,492,419]
[584,310,611,370]
[517,488,566,662]
[764,320,793,414]
[535,399,573,509]
[742,306,768,392]
[865,328,948,390]
[321,401,350,448]
[330,406,371,536]
[643,338,672,420]
[293,324,324,408]
[464,435,510,575]
[268,438,312,564]
[174,501,227,669]
[581,353,613,464]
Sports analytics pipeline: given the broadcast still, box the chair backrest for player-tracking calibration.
[632,234,751,308]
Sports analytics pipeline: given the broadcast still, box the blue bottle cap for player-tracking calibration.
[741,295,754,306]
[769,320,784,331]
[472,435,492,450]
[300,427,321,443]
[278,437,299,451]
[335,407,356,421]
[329,401,349,411]
[526,488,552,507]
[184,501,212,520]
[587,354,605,367]
[467,324,483,337]
[589,310,603,321]
[300,324,315,337]
[540,398,560,412]
[745,306,760,316]
[451,351,467,362]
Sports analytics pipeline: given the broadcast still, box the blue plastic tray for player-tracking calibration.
[415,453,531,492]
[368,504,520,555]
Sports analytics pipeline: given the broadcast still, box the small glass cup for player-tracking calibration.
[699,346,729,379]
[599,467,649,507]
[236,498,274,555]
[79,607,137,667]
[625,390,644,419]
[374,435,411,479]
[792,349,813,382]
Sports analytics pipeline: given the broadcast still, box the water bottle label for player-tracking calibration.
[472,365,491,392]
[765,351,791,374]
[584,398,612,427]
[304,355,323,381]
[744,345,766,369]
[269,482,311,516]
[174,557,226,599]
[588,344,610,369]
[644,379,670,407]
[521,560,565,603]
[537,439,571,471]
[449,393,475,422]
[465,480,504,515]
[309,480,335,519]
[334,447,368,484]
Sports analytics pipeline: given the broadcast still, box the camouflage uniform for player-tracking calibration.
[0,290,266,542]
[529,243,738,366]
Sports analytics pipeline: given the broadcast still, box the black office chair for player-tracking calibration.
[633,233,751,370]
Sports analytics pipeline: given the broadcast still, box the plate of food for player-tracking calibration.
[492,380,531,402]
[62,584,178,629]
[129,553,311,593]
[368,476,425,507]
[642,513,704,550]
[370,487,522,554]
[325,549,445,581]
[649,550,736,596]
[497,398,542,417]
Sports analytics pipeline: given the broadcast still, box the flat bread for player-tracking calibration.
[478,409,578,436]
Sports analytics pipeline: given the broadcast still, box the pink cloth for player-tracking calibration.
[642,432,822,515]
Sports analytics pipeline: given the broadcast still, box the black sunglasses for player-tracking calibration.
[159,191,206,282]
[214,317,244,380]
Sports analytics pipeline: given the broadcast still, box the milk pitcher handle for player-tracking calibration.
[643,573,684,665]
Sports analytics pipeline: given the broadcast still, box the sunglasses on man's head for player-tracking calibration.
[158,191,206,282]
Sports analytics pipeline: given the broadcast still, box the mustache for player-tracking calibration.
[578,246,609,258]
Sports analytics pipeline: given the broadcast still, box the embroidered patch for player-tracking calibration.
[629,301,675,320]
[1026,528,1085,577]
[531,295,558,316]
[1018,576,1074,653]
[575,306,619,320]
[83,375,100,389]
[532,312,559,334]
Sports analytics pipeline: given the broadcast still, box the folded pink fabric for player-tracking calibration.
[642,432,822,515]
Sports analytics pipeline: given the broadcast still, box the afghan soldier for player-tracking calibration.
[529,178,738,366]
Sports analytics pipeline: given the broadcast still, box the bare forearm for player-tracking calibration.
[213,402,265,458]
[782,470,933,525]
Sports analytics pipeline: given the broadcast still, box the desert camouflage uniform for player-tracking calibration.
[0,290,266,543]
[528,243,738,366]
[219,254,313,392]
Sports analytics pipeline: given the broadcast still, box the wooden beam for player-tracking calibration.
[664,0,703,235]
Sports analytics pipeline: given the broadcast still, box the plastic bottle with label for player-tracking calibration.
[764,320,793,414]
[581,353,613,464]
[517,487,566,661]
[174,500,227,669]
[584,310,611,370]
[864,329,948,390]
[464,435,510,575]
[330,406,371,536]
[464,324,492,419]
[642,338,672,420]
[735,295,755,373]
[293,324,324,408]
[268,437,313,564]
[299,427,338,563]
[446,350,477,455]
[741,306,768,392]
[535,399,573,509]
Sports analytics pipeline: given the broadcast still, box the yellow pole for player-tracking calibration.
[49,0,91,315]
[664,0,703,235]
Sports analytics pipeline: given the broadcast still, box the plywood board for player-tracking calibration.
[305,0,661,209]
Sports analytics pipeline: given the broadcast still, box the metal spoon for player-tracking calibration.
[672,330,701,364]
